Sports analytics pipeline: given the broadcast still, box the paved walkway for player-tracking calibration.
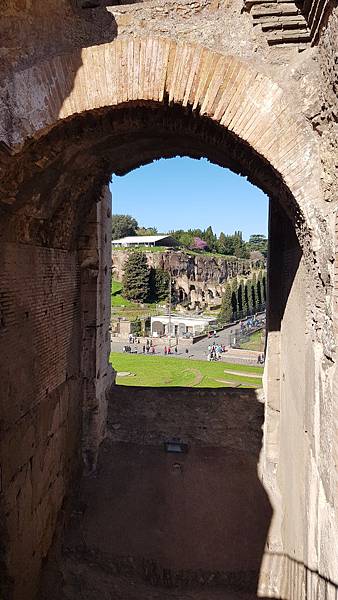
[111,320,264,366]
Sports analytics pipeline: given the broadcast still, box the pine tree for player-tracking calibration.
[149,268,170,302]
[219,283,233,324]
[122,252,150,302]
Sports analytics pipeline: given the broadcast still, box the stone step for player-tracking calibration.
[252,5,301,17]
[261,20,309,31]
[245,0,300,7]
[267,30,312,44]
[256,14,308,24]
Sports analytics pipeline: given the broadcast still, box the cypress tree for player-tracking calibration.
[257,271,263,307]
[219,283,233,324]
[247,278,254,313]
[122,252,150,302]
[251,272,257,311]
[231,278,238,316]
[237,279,244,313]
[244,281,250,315]
[262,271,267,303]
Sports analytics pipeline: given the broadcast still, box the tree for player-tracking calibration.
[137,226,158,236]
[251,272,257,311]
[191,237,208,251]
[244,281,250,315]
[257,271,263,306]
[231,278,238,316]
[262,271,267,303]
[149,267,170,302]
[122,252,150,302]
[237,279,244,313]
[219,283,233,324]
[247,234,268,257]
[132,317,142,336]
[203,226,216,251]
[112,214,138,239]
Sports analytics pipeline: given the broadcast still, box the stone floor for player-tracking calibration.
[40,555,260,600]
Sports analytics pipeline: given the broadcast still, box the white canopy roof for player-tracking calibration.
[112,235,174,244]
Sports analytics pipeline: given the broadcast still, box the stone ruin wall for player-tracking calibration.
[0,1,337,599]
[0,186,114,600]
[112,249,263,308]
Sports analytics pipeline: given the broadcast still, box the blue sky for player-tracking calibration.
[110,157,268,241]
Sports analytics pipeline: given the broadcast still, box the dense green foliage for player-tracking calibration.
[121,252,170,303]
[170,227,250,258]
[112,214,138,239]
[218,270,267,324]
[122,252,150,302]
[219,283,233,324]
[137,226,158,236]
[150,267,170,302]
[247,234,268,257]
[112,214,267,261]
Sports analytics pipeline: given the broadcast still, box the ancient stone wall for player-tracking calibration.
[79,186,115,472]
[0,1,337,599]
[108,385,264,452]
[0,244,83,600]
[112,249,261,308]
[0,189,114,599]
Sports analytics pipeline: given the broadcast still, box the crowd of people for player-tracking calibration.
[206,342,227,361]
[123,336,189,356]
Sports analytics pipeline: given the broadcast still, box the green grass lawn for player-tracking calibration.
[110,352,263,388]
[111,280,162,318]
[240,329,265,352]
[111,281,134,307]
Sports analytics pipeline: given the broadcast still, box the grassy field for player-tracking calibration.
[110,352,263,388]
[240,329,265,352]
[111,280,159,318]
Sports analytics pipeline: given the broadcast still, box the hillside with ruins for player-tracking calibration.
[112,248,264,309]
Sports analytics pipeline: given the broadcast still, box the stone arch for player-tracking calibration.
[0,33,332,600]
[1,36,322,237]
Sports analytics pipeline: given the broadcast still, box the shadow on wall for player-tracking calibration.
[0,5,117,600]
[39,386,272,598]
[266,197,302,336]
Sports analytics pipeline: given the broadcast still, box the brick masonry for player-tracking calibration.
[0,2,337,599]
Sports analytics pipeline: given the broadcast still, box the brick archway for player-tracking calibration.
[0,33,333,600]
[1,36,321,236]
